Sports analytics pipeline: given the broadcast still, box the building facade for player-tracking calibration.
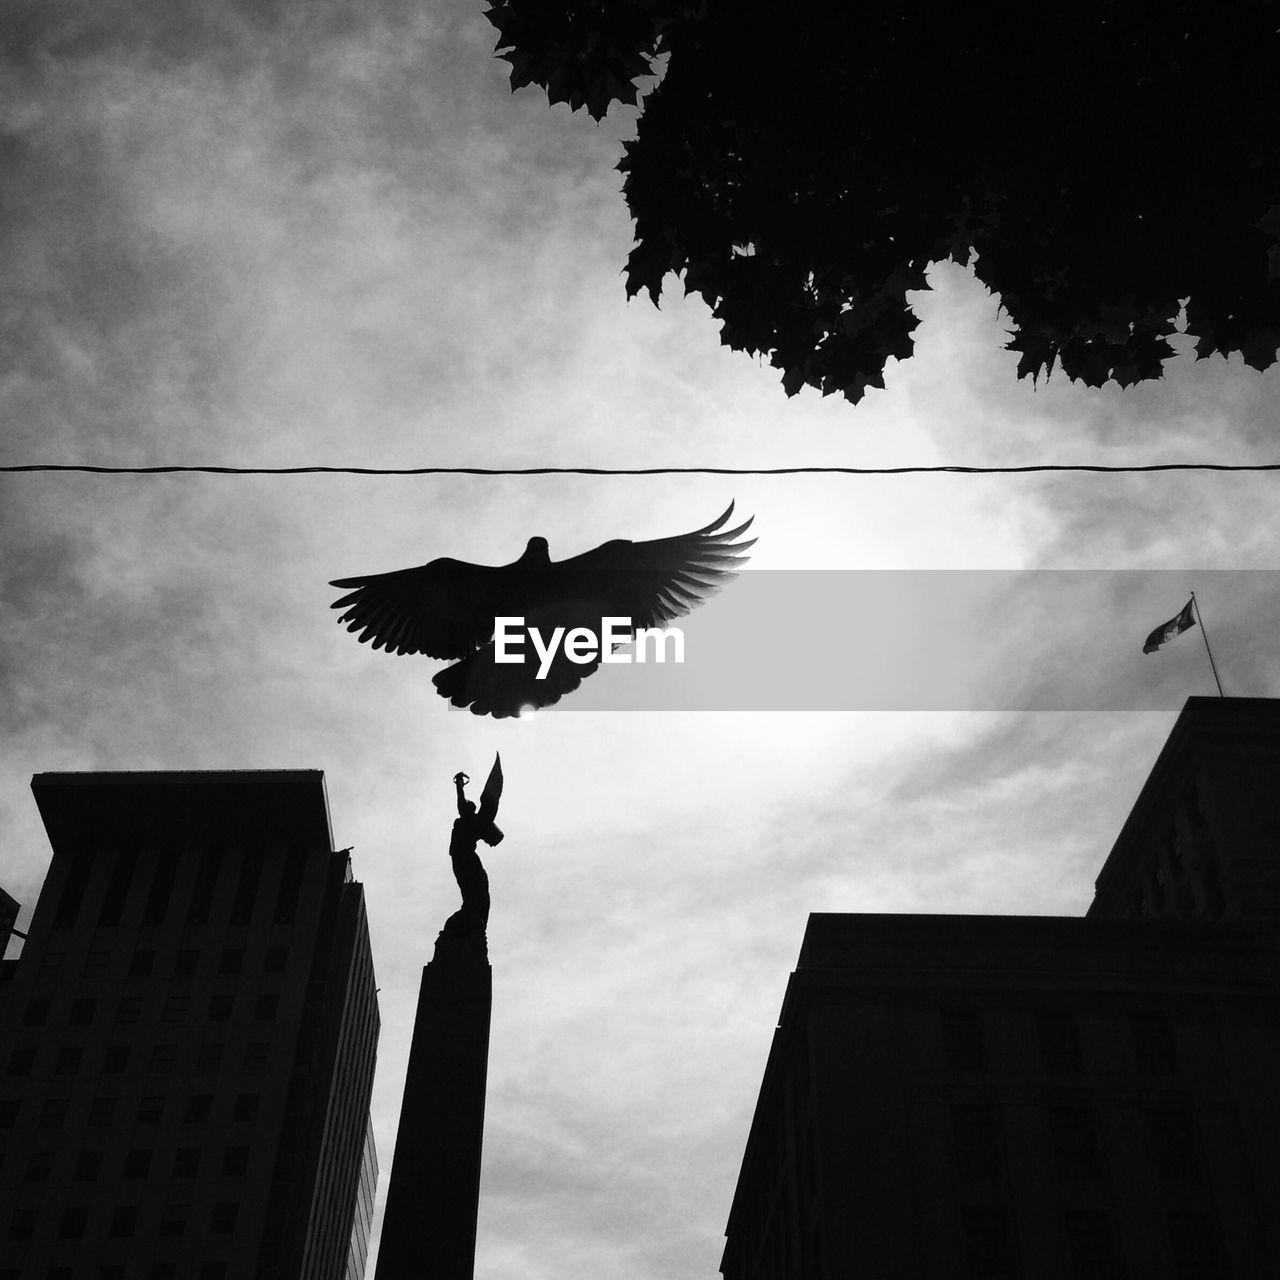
[721,698,1280,1279]
[0,770,379,1280]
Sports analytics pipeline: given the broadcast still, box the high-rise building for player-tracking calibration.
[721,698,1280,1279]
[0,770,379,1280]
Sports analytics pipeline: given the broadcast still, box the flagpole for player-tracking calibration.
[1190,591,1225,697]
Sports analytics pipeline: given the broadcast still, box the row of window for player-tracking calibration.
[961,1205,1221,1280]
[950,1101,1202,1183]
[941,1007,1179,1076]
[8,1038,270,1079]
[21,1143,251,1183]
[53,846,308,933]
[8,1198,240,1242]
[36,945,288,981]
[20,990,280,1029]
[0,1091,260,1129]
[0,1266,227,1280]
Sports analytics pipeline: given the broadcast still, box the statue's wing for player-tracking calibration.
[478,753,503,823]
[329,557,510,660]
[551,502,755,628]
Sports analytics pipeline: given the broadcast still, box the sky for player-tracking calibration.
[2,4,1280,1276]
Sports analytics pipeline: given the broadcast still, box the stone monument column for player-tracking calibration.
[375,758,503,1280]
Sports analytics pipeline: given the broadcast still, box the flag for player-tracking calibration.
[1143,599,1196,654]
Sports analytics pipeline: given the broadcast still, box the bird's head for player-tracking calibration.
[523,536,551,565]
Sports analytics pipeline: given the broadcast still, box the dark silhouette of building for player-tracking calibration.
[0,770,379,1280]
[721,698,1280,1279]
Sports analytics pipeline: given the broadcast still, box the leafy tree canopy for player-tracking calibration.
[487,1,1280,403]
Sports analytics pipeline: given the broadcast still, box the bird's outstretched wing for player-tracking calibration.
[555,502,755,628]
[329,558,510,660]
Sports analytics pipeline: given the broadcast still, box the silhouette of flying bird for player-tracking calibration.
[329,503,755,717]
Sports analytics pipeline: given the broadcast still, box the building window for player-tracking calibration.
[942,1007,987,1071]
[244,1041,269,1071]
[0,1099,18,1128]
[104,1045,130,1074]
[211,1202,238,1234]
[197,1042,224,1072]
[116,994,142,1024]
[8,1047,35,1077]
[9,1206,37,1241]
[161,994,188,1025]
[218,948,243,975]
[149,1266,177,1280]
[40,950,66,974]
[1130,1011,1178,1075]
[173,1147,200,1178]
[58,1206,87,1239]
[186,850,221,926]
[129,949,155,976]
[99,850,138,927]
[74,1150,104,1180]
[1064,1209,1120,1279]
[208,993,233,1022]
[150,1043,178,1073]
[265,947,287,973]
[1199,857,1227,918]
[56,1046,83,1075]
[1147,1108,1200,1181]
[108,1205,138,1237]
[201,1265,229,1280]
[961,1206,1015,1280]
[951,1103,1001,1179]
[175,948,198,975]
[70,997,94,1025]
[254,992,278,1020]
[185,1094,213,1123]
[137,1095,164,1124]
[1035,1008,1082,1074]
[230,853,263,926]
[142,856,177,926]
[1168,1211,1222,1280]
[23,998,50,1027]
[159,1204,188,1237]
[274,850,306,924]
[222,1146,250,1176]
[233,1093,259,1123]
[40,1097,69,1126]
[89,1096,116,1125]
[125,1149,153,1179]
[54,855,92,927]
[1048,1106,1103,1181]
[26,1151,52,1183]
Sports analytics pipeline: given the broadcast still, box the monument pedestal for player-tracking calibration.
[375,932,492,1279]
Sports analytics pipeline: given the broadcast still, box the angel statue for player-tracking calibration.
[440,753,504,942]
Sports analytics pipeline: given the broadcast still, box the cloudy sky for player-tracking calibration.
[3,4,1279,1276]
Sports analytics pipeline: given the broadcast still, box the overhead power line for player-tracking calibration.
[3,462,1280,477]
